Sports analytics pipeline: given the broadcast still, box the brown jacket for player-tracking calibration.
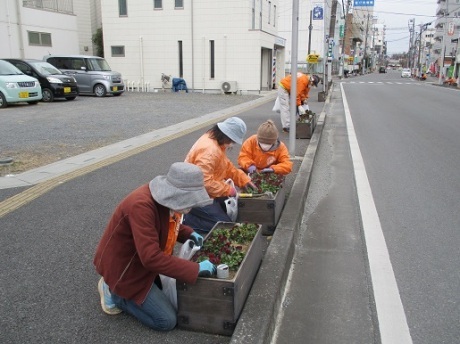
[93,184,198,305]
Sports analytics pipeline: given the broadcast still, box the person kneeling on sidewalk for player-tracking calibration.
[93,162,216,331]
[238,119,293,175]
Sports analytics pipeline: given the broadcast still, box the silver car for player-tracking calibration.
[401,68,411,78]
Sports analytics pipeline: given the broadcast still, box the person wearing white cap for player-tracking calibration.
[183,117,257,232]
[94,162,216,331]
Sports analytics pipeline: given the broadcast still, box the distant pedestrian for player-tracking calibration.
[183,117,257,232]
[94,162,216,331]
[238,119,293,175]
[278,73,319,132]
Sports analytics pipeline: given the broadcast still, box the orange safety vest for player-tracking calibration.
[164,212,182,256]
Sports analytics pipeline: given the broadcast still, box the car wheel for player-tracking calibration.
[27,101,39,105]
[93,84,107,97]
[65,96,77,100]
[0,92,7,108]
[42,88,54,102]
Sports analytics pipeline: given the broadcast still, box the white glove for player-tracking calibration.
[298,105,306,115]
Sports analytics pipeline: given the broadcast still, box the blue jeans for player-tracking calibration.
[183,198,232,232]
[112,283,176,331]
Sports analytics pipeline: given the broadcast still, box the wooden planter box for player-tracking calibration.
[236,183,286,229]
[176,222,263,336]
[295,114,317,139]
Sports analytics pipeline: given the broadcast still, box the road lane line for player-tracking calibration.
[340,84,413,344]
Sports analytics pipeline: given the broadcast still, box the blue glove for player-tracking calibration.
[190,232,203,247]
[247,165,257,173]
[198,260,216,277]
[261,168,274,173]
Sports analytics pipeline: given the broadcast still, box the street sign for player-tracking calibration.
[339,25,344,38]
[448,22,455,36]
[312,4,323,20]
[354,0,374,6]
[307,54,319,63]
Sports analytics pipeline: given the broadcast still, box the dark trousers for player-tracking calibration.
[183,198,231,233]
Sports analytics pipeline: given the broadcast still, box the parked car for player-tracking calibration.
[401,68,411,78]
[0,60,42,108]
[2,59,78,102]
[379,66,386,73]
[43,55,125,97]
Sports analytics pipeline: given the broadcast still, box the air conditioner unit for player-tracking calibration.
[221,81,238,93]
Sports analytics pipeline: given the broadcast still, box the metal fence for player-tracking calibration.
[22,0,74,15]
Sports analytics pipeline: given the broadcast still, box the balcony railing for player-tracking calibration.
[23,0,74,15]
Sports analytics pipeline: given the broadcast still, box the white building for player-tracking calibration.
[100,0,286,93]
[1,0,101,58]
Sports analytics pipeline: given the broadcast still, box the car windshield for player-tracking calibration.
[87,58,112,71]
[29,61,62,76]
[403,69,410,73]
[0,60,24,75]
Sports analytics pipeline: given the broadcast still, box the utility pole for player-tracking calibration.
[438,1,449,85]
[339,0,352,78]
[408,19,414,68]
[288,0,299,156]
[308,10,313,54]
[362,13,370,74]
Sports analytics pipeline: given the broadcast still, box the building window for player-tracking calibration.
[119,0,127,16]
[260,0,263,29]
[210,40,215,79]
[178,41,183,77]
[268,1,271,24]
[28,31,51,46]
[154,0,162,9]
[111,46,125,57]
[175,0,183,9]
[252,0,255,29]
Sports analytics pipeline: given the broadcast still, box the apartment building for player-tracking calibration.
[101,0,286,93]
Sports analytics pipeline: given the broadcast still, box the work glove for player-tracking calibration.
[244,181,258,192]
[298,105,306,115]
[190,232,203,247]
[247,165,257,174]
[303,99,308,105]
[198,260,216,277]
[261,168,274,173]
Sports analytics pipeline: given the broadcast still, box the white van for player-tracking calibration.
[43,55,124,97]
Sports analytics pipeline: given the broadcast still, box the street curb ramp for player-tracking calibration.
[230,84,330,344]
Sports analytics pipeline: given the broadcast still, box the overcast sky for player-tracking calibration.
[372,0,438,55]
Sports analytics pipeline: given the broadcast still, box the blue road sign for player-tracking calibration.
[313,5,323,20]
[354,0,374,6]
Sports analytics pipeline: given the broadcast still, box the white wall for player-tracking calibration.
[101,0,282,92]
[0,0,79,59]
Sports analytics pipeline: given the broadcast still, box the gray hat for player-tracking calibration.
[217,117,247,144]
[149,162,212,210]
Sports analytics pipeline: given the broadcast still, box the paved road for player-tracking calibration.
[0,87,322,343]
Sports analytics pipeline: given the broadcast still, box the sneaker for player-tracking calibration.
[282,127,290,133]
[98,277,122,315]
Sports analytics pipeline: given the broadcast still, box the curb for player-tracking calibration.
[230,84,332,344]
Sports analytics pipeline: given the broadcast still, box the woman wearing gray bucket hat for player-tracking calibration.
[94,162,216,331]
[183,117,257,232]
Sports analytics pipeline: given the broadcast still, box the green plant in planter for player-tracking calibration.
[297,110,316,123]
[193,223,259,271]
[250,172,285,194]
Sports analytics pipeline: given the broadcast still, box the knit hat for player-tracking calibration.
[149,162,212,210]
[257,120,279,144]
[217,117,247,144]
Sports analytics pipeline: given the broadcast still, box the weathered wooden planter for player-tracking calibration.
[296,113,317,139]
[176,222,263,336]
[236,182,286,230]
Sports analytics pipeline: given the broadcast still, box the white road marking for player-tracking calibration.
[340,84,413,344]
